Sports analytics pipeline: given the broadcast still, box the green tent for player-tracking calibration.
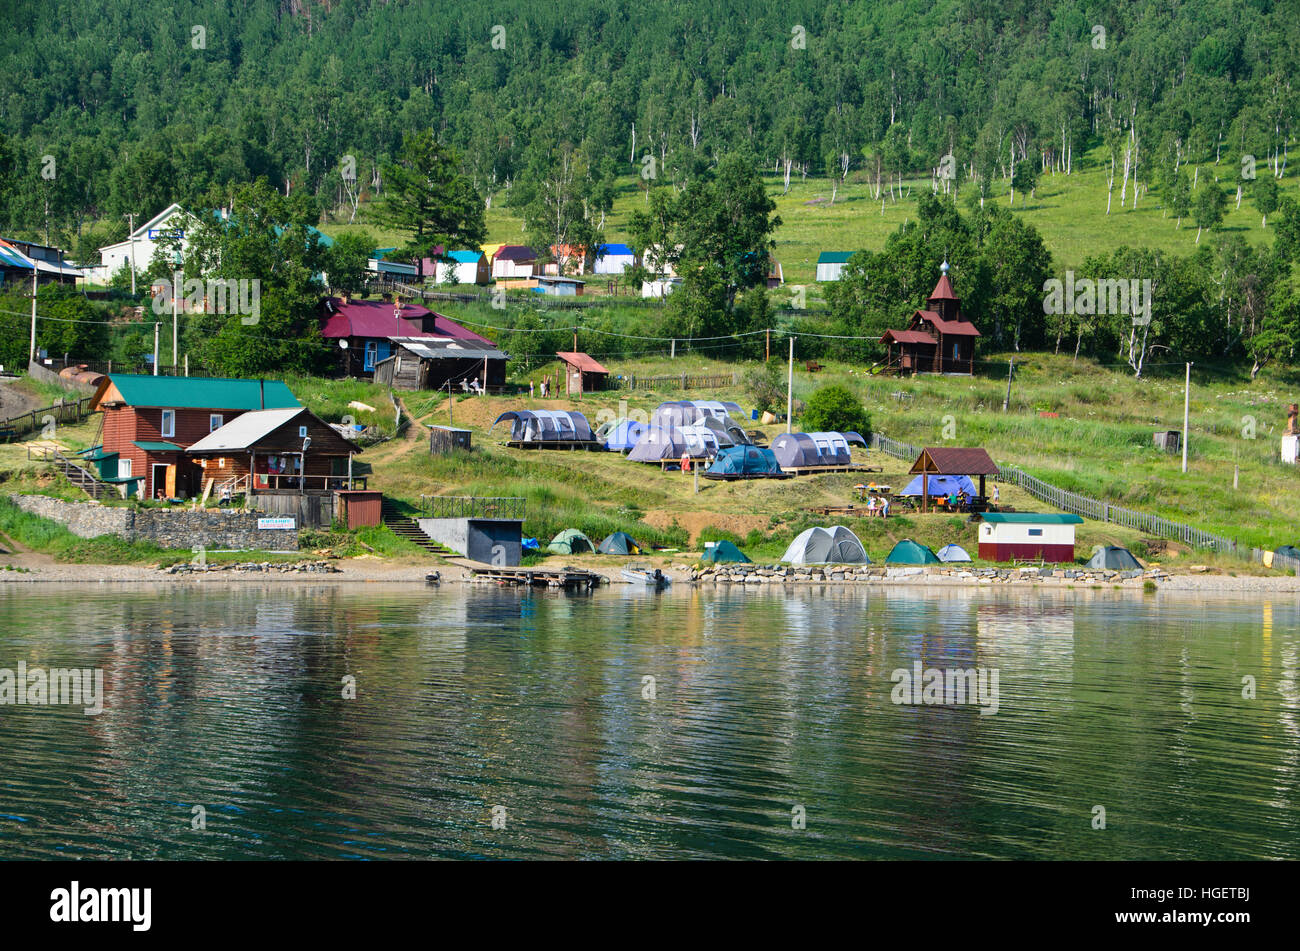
[597,531,642,555]
[701,540,752,564]
[885,539,941,565]
[547,529,595,555]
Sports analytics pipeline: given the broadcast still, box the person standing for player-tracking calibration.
[530,380,535,399]
[991,483,1000,507]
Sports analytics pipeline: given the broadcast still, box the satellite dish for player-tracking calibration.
[339,339,348,348]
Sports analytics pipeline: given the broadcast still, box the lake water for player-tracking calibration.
[0,583,1296,860]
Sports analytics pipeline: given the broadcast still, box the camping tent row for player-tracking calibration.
[490,410,595,443]
[780,528,960,566]
[627,424,728,462]
[769,431,867,468]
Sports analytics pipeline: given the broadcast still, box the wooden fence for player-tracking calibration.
[0,397,97,438]
[868,432,1246,558]
[621,371,740,391]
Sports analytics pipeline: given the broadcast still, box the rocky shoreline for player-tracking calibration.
[685,562,1160,585]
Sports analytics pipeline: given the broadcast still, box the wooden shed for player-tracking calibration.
[429,425,473,454]
[335,490,383,529]
[556,351,610,394]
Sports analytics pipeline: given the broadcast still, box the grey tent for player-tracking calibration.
[1086,546,1142,571]
[547,529,595,555]
[597,531,642,555]
[490,410,594,443]
[770,431,860,468]
[780,525,870,564]
[627,424,687,462]
[936,543,972,562]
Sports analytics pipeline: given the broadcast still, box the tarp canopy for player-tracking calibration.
[900,474,977,497]
[886,539,941,564]
[1086,546,1143,571]
[701,540,752,564]
[547,529,595,555]
[770,432,859,467]
[781,526,870,564]
[597,531,642,555]
[601,418,647,451]
[936,543,972,562]
[705,445,784,479]
[490,410,594,442]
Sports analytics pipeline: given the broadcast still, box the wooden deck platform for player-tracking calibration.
[783,464,883,476]
[505,440,605,451]
[447,557,605,589]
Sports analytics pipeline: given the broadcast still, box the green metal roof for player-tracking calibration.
[818,251,854,264]
[83,448,118,461]
[107,375,300,410]
[133,440,183,452]
[982,512,1083,524]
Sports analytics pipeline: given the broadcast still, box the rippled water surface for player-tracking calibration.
[1,583,1297,859]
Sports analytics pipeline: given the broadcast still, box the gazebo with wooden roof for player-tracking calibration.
[909,446,1000,513]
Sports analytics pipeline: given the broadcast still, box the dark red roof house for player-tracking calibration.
[879,262,980,375]
[319,295,493,378]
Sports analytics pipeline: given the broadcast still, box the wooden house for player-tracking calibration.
[425,250,489,285]
[88,374,300,499]
[319,296,496,378]
[491,245,537,279]
[185,406,362,496]
[879,262,980,374]
[375,336,509,392]
[816,251,853,281]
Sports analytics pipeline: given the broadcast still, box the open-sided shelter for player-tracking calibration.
[781,526,870,565]
[908,446,999,512]
[900,474,978,498]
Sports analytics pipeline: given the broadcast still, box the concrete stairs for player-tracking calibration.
[381,498,454,557]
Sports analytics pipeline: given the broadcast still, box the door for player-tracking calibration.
[151,463,168,499]
[165,464,177,498]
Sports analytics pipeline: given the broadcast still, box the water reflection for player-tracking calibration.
[0,584,1296,860]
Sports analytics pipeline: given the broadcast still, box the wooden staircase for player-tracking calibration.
[381,498,454,556]
[31,446,113,500]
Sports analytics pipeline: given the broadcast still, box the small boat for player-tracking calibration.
[621,563,671,589]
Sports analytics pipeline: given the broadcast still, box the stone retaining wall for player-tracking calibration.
[686,562,1162,585]
[10,495,299,550]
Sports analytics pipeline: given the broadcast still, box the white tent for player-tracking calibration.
[936,543,972,562]
[780,525,870,564]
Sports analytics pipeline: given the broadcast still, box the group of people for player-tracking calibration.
[459,377,484,394]
[530,375,555,398]
[865,494,890,517]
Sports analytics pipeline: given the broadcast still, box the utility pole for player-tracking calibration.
[766,328,770,362]
[447,380,453,426]
[786,336,795,433]
[1002,358,1014,412]
[172,279,179,372]
[28,268,37,361]
[153,322,160,375]
[1182,362,1192,474]
[126,213,136,296]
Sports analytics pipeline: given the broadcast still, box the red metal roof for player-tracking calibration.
[910,447,1000,476]
[915,310,981,336]
[929,273,958,301]
[556,351,609,374]
[880,329,937,345]
[319,297,492,344]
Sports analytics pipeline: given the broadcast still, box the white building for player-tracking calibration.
[87,203,194,285]
[641,277,683,299]
[816,251,853,282]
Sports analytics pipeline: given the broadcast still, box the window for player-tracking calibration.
[119,458,132,478]
[299,425,308,438]
[209,414,223,432]
[161,409,175,438]
[364,341,377,370]
[1028,528,1043,537]
[952,342,960,359]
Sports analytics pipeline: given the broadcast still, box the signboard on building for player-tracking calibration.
[257,517,296,530]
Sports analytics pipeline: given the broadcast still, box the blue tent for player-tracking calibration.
[704,445,786,480]
[900,474,977,497]
[603,419,647,452]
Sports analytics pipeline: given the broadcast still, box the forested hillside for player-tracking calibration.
[2,0,1296,250]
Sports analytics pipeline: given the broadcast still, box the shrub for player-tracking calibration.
[801,384,871,436]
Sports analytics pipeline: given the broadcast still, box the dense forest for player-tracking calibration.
[1,0,1298,378]
[2,0,1296,251]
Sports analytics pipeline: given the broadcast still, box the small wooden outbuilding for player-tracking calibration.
[556,351,609,394]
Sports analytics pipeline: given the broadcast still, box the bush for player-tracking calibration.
[743,361,785,414]
[801,384,871,436]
